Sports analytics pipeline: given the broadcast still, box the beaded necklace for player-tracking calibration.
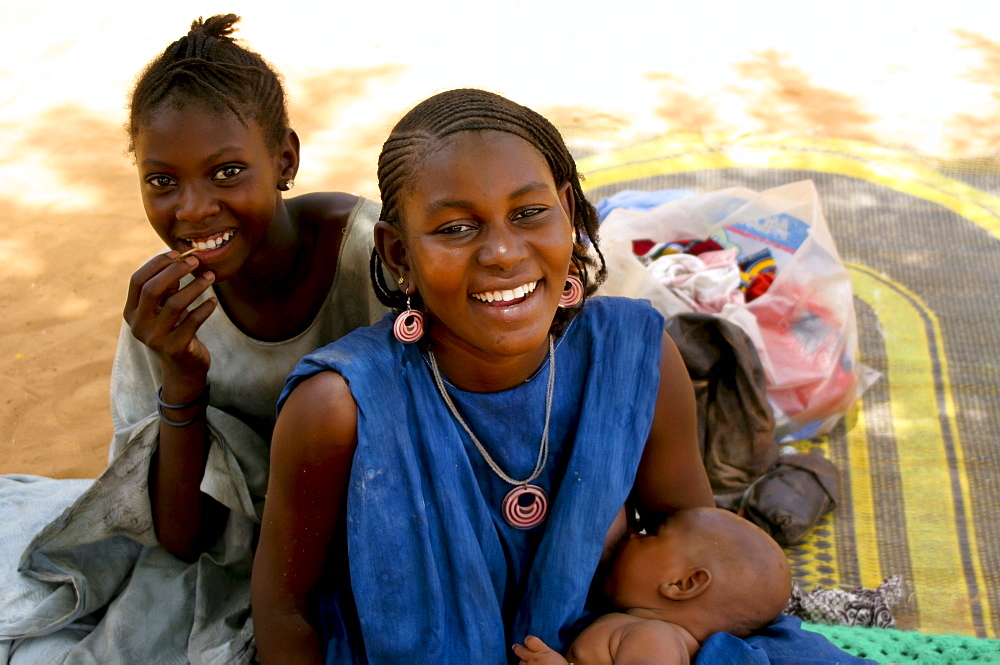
[427,336,554,529]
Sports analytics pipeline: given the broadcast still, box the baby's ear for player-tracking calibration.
[659,568,711,601]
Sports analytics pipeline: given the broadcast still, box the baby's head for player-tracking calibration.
[607,507,791,640]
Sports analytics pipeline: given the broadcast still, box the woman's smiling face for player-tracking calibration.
[397,130,575,366]
[134,102,285,282]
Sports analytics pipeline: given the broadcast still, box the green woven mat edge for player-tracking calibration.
[803,622,1000,664]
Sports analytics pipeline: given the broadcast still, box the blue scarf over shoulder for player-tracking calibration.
[279,297,663,663]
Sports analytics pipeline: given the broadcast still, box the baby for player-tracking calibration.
[513,507,792,664]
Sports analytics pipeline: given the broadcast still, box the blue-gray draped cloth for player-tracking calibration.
[0,198,385,664]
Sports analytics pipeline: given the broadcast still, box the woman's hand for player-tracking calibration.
[124,252,217,385]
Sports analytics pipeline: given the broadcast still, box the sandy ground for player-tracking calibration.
[2,0,999,478]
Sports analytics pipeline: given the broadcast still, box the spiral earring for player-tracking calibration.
[559,275,584,308]
[393,293,424,343]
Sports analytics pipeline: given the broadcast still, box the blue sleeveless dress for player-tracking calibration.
[278,296,873,665]
[280,297,663,663]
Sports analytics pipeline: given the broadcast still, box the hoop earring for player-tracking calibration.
[393,294,424,343]
[559,275,584,308]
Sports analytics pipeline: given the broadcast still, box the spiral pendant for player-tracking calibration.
[393,309,424,343]
[502,485,548,529]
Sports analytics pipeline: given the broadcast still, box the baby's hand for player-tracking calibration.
[512,635,570,665]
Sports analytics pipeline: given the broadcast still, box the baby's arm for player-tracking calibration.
[512,635,571,664]
[602,617,694,665]
[252,371,359,665]
[521,614,692,665]
[514,613,669,665]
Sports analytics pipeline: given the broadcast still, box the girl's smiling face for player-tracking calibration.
[134,102,290,282]
[391,130,575,378]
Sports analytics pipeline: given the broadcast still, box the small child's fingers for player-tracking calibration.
[511,642,536,663]
[523,635,546,650]
[513,637,566,665]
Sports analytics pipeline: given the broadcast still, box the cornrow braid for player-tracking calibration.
[371,88,607,332]
[127,14,289,153]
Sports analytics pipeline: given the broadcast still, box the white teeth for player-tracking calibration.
[187,230,233,252]
[472,281,537,303]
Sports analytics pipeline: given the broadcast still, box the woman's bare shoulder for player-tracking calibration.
[286,192,361,232]
[274,370,358,466]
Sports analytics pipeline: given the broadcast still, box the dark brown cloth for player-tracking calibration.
[741,451,841,546]
[664,312,777,495]
[664,313,839,545]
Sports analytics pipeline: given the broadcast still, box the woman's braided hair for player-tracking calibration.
[127,14,288,153]
[370,88,607,331]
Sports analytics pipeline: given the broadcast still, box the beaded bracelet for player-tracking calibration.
[156,381,210,427]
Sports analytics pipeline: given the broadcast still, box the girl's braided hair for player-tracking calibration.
[127,14,288,153]
[370,88,607,330]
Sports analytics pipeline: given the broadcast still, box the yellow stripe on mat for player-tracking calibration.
[850,265,991,635]
[840,374,882,590]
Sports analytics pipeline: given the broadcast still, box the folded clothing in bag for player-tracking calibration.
[598,181,877,442]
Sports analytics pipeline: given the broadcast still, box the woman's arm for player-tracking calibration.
[635,332,714,515]
[122,252,224,560]
[252,371,359,665]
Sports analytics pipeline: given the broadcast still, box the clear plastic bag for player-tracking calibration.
[598,181,877,442]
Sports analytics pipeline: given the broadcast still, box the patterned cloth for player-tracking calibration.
[0,198,385,664]
[785,576,905,628]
